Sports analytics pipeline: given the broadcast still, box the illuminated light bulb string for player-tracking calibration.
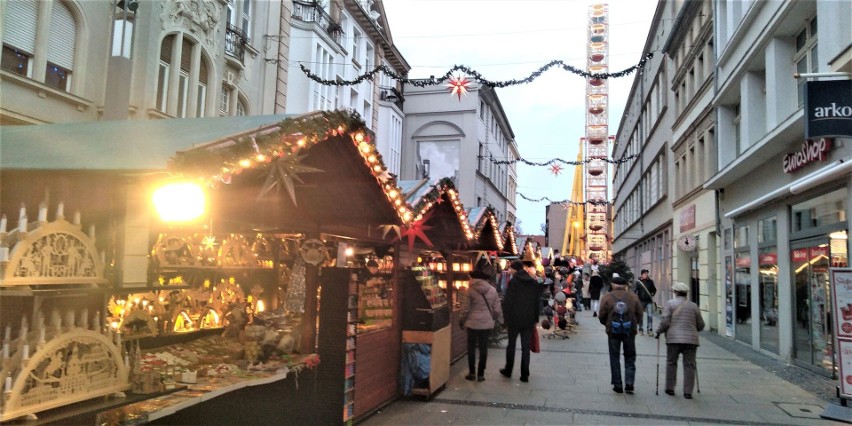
[299,54,654,88]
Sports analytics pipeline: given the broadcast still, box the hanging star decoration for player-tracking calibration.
[258,153,324,205]
[396,211,435,251]
[446,74,472,101]
[377,224,402,241]
[550,164,563,176]
[201,235,217,250]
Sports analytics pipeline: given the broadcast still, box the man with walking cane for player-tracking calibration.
[655,282,704,399]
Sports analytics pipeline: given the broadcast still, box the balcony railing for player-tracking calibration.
[292,1,344,47]
[225,24,247,63]
[379,86,404,109]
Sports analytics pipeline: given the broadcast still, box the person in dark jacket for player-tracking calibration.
[598,276,643,394]
[589,270,605,317]
[460,259,503,382]
[500,259,541,383]
[633,269,657,335]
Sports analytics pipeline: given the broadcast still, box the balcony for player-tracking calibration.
[379,86,404,110]
[225,24,247,63]
[292,1,344,47]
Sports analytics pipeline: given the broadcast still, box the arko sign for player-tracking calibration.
[805,79,852,138]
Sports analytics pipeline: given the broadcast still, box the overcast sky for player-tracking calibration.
[382,0,658,235]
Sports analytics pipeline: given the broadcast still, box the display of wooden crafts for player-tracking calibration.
[0,312,129,422]
[0,204,106,287]
[0,204,128,421]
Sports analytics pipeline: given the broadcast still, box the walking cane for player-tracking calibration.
[655,334,661,396]
[695,358,700,394]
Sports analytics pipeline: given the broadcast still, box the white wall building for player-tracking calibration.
[611,1,680,300]
[401,84,518,225]
[706,0,852,373]
[0,0,288,124]
[286,0,408,176]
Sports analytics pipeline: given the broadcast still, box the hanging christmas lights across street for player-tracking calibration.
[299,54,653,88]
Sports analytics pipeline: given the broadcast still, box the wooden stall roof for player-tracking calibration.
[500,222,518,256]
[398,178,474,251]
[465,206,503,252]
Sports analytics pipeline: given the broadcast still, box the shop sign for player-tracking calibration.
[735,256,750,268]
[792,248,808,263]
[805,79,852,138]
[830,268,852,398]
[782,138,832,174]
[680,205,695,232]
[759,253,777,266]
[812,246,830,259]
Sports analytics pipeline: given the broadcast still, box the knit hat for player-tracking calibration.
[673,281,689,293]
[611,276,628,286]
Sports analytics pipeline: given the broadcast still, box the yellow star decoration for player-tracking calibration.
[202,235,217,250]
[446,74,472,101]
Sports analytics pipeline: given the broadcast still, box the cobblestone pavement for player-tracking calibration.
[362,309,850,425]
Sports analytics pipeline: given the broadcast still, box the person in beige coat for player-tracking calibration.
[655,281,705,399]
[460,259,503,382]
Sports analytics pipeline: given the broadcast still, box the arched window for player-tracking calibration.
[1,0,78,92]
[156,33,211,118]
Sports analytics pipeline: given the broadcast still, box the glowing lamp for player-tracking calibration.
[256,300,265,313]
[153,182,206,222]
[355,133,365,142]
[239,158,252,168]
[344,247,354,257]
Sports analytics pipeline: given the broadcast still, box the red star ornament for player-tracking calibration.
[446,74,472,101]
[396,211,435,251]
[550,164,563,176]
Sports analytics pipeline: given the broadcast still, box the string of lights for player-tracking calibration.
[299,53,653,88]
[518,193,611,205]
[479,154,638,167]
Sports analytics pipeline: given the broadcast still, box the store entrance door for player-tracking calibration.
[792,232,848,375]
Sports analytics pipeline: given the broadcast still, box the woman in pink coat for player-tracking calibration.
[460,259,504,382]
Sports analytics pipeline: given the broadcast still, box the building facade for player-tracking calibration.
[401,84,519,225]
[706,0,852,374]
[664,0,719,332]
[0,0,289,124]
[611,1,680,302]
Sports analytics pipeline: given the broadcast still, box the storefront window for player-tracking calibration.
[792,188,846,233]
[758,217,777,244]
[735,250,752,344]
[759,247,779,354]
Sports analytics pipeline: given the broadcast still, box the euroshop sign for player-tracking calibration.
[805,79,852,138]
[783,138,832,173]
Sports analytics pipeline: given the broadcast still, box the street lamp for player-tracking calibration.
[112,0,139,58]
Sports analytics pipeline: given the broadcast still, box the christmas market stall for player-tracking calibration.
[2,111,415,424]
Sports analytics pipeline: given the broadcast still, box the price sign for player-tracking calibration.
[831,268,852,398]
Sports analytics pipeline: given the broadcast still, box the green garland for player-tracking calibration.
[168,110,372,180]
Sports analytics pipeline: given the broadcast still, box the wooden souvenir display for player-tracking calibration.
[1,327,129,422]
[0,205,129,422]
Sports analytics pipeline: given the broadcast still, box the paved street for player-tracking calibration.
[363,309,848,425]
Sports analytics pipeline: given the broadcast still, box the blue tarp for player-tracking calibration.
[399,343,431,396]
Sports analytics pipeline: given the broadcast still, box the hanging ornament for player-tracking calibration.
[299,239,327,266]
[446,74,472,101]
[396,211,435,251]
[201,235,217,250]
[258,154,324,205]
[550,164,563,176]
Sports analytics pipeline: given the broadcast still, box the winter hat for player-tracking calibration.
[611,276,628,286]
[510,260,525,271]
[469,258,494,279]
[673,281,689,294]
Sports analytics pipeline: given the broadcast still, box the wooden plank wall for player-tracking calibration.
[354,328,399,418]
[450,309,467,361]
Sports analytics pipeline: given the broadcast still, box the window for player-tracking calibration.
[157,62,170,112]
[792,188,846,233]
[156,33,211,117]
[733,102,742,154]
[2,45,32,77]
[352,30,361,65]
[241,0,252,40]
[236,97,246,116]
[2,0,78,92]
[220,85,231,115]
[794,17,818,107]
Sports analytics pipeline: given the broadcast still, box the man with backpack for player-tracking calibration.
[598,276,643,394]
